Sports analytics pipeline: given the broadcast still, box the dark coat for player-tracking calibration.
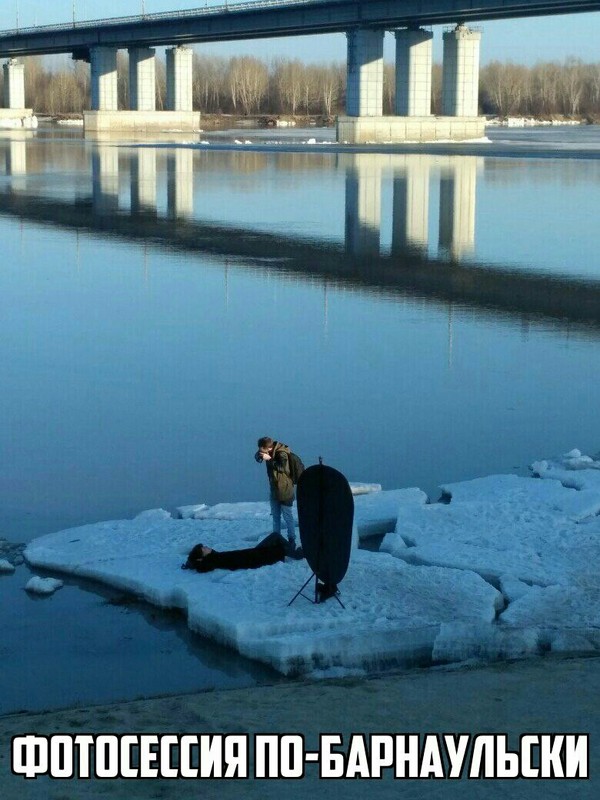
[266,441,295,505]
[185,535,286,573]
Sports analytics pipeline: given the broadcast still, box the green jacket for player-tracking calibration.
[266,442,295,505]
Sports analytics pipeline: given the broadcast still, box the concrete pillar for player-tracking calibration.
[166,46,193,112]
[3,60,25,109]
[392,156,430,256]
[346,29,384,117]
[129,47,156,111]
[92,145,120,214]
[131,148,157,214]
[167,148,194,218]
[344,155,382,256]
[90,47,119,112]
[438,157,478,260]
[442,25,481,117]
[394,29,433,117]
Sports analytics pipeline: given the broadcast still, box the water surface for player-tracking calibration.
[1,125,600,712]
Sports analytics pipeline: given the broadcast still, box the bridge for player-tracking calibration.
[1,0,598,54]
[1,0,598,140]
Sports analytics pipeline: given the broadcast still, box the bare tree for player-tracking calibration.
[481,61,529,117]
[559,58,585,116]
[529,61,560,116]
[272,58,304,114]
[314,62,343,116]
[193,53,227,112]
[117,51,128,110]
[431,63,442,115]
[155,57,166,110]
[383,62,395,114]
[227,56,268,114]
[299,64,317,115]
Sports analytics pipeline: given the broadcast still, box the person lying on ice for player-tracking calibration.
[182,532,288,574]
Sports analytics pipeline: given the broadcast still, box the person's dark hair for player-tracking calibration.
[257,436,273,449]
[182,543,206,570]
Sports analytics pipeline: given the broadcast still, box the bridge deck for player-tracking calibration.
[0,0,599,58]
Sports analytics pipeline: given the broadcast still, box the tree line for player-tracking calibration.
[3,53,600,119]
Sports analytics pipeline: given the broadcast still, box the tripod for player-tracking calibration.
[288,571,345,608]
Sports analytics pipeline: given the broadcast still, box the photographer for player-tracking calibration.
[255,436,299,556]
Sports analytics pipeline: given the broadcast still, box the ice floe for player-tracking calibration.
[531,448,600,491]
[383,473,600,584]
[56,118,84,127]
[382,451,600,660]
[0,115,38,130]
[0,559,15,574]
[24,451,600,675]
[175,503,209,519]
[349,482,382,495]
[24,512,500,675]
[25,576,64,595]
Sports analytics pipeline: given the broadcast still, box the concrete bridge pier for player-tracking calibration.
[1,59,34,127]
[129,48,156,112]
[84,44,199,134]
[338,29,384,144]
[90,47,119,112]
[337,24,485,144]
[345,29,384,117]
[166,46,193,112]
[3,59,25,109]
[395,28,433,117]
[442,25,482,117]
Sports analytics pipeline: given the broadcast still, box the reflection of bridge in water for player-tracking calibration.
[343,153,478,261]
[2,138,600,333]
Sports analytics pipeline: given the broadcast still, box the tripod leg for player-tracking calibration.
[288,573,316,607]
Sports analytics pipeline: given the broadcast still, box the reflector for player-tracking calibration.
[297,462,354,588]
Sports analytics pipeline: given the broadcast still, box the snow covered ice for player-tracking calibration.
[24,513,500,675]
[24,451,600,676]
[25,576,64,595]
[382,451,600,661]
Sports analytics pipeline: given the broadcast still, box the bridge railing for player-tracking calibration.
[0,0,322,38]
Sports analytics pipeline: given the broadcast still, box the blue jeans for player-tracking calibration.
[270,494,296,543]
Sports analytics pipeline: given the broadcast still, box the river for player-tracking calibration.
[1,123,599,713]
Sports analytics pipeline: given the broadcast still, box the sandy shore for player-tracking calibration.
[2,655,598,799]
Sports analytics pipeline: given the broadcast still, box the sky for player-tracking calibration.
[1,0,599,65]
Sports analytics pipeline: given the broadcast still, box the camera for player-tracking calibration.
[254,451,264,463]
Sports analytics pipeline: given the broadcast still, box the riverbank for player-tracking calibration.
[1,655,598,798]
[39,112,333,130]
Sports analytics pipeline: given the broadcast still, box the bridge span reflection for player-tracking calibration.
[343,153,478,261]
[1,136,600,334]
